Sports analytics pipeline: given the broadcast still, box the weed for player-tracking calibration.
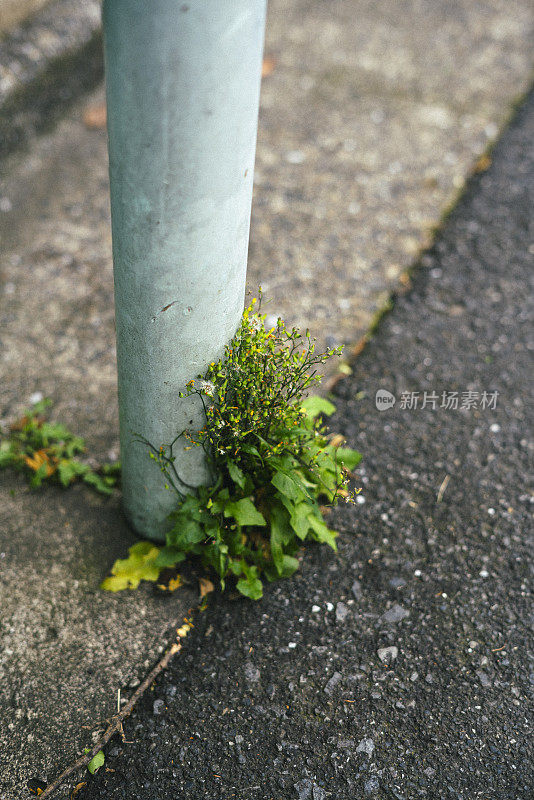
[103,300,361,599]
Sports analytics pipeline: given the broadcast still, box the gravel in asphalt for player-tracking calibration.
[75,90,533,799]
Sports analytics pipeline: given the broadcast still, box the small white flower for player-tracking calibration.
[199,380,215,395]
[249,315,264,331]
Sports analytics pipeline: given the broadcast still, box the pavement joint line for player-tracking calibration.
[325,76,534,394]
[37,607,199,799]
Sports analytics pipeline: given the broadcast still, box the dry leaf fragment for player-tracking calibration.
[330,434,346,448]
[157,574,182,592]
[199,576,215,598]
[262,55,276,77]
[474,154,491,173]
[83,103,107,129]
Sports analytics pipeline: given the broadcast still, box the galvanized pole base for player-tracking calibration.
[103,0,267,540]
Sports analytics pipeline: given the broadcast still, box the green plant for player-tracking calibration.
[103,299,361,599]
[0,398,120,495]
[85,749,105,775]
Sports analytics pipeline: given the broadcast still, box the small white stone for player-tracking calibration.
[490,424,500,433]
[356,495,366,504]
[488,508,495,516]
[29,392,43,404]
[311,605,321,613]
[414,569,422,577]
[288,642,297,649]
[285,150,306,164]
[479,569,489,578]
[326,602,334,611]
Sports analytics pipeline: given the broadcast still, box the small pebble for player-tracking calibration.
[477,670,492,688]
[244,662,260,683]
[352,579,362,599]
[311,604,321,613]
[356,738,375,756]
[153,699,165,715]
[324,671,342,695]
[364,775,380,794]
[380,604,409,624]
[336,602,349,622]
[377,646,398,664]
[294,778,312,799]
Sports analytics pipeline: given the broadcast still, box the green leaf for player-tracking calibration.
[153,545,187,567]
[57,459,88,487]
[29,461,49,488]
[307,514,338,549]
[167,517,206,549]
[301,396,336,418]
[236,563,263,600]
[83,470,115,496]
[264,554,299,581]
[87,750,105,774]
[224,497,266,527]
[241,443,263,463]
[209,487,230,514]
[289,502,314,540]
[334,447,362,471]
[170,494,204,521]
[227,461,246,490]
[101,541,161,591]
[271,470,306,504]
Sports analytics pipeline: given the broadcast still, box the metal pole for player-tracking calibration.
[102,0,267,540]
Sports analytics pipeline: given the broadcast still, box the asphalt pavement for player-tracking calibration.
[77,89,534,800]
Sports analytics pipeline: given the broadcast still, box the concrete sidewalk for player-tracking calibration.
[0,0,533,797]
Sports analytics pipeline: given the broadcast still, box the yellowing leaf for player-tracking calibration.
[24,449,56,476]
[101,541,161,591]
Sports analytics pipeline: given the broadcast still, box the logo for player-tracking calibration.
[375,389,396,411]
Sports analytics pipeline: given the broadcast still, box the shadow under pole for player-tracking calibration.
[102,0,267,540]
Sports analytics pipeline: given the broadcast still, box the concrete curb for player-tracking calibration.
[0,0,102,160]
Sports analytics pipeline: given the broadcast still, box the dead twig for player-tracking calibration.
[436,474,450,503]
[39,639,182,798]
